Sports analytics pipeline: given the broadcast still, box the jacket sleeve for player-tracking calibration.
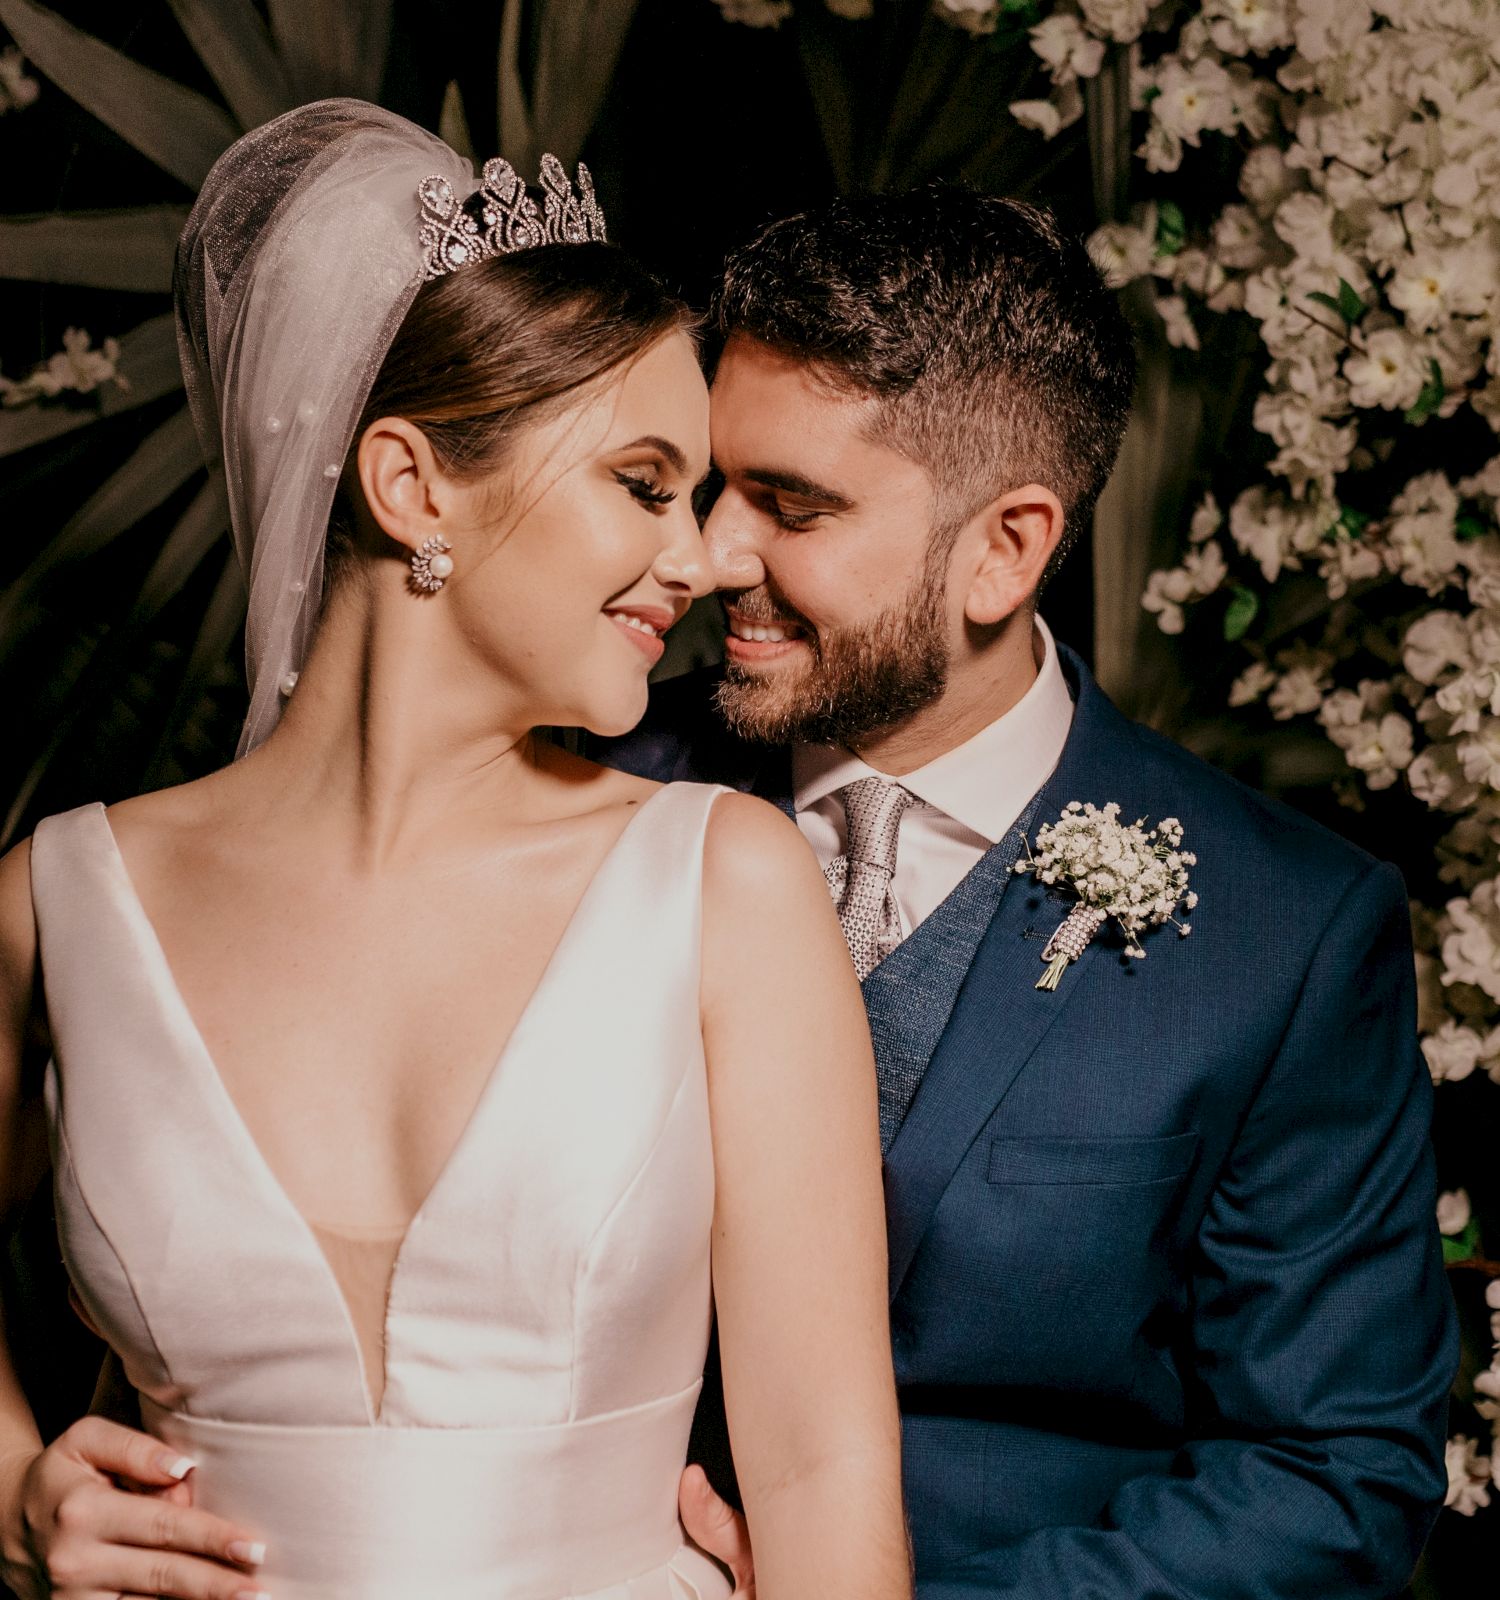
[920,860,1459,1600]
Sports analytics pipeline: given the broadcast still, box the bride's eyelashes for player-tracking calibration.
[613,469,677,511]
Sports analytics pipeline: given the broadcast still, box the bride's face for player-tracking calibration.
[444,332,712,736]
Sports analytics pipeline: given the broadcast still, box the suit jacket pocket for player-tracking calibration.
[987,1132,1199,1186]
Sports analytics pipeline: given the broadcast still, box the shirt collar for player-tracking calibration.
[791,615,1075,846]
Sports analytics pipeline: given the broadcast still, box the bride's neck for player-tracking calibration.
[234,568,548,863]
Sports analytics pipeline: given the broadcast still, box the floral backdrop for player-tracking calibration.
[713,0,1500,1555]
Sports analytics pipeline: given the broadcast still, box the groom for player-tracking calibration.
[600,186,1457,1597]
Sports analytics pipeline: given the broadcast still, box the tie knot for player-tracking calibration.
[838,778,916,875]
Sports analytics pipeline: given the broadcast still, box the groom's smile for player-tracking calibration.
[703,336,956,749]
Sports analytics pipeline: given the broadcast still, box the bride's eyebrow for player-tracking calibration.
[611,434,688,473]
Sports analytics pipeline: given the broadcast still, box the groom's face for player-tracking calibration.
[703,335,959,747]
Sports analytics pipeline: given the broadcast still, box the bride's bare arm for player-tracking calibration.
[700,794,911,1600]
[0,840,262,1600]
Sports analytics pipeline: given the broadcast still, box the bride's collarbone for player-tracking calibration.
[101,792,654,1225]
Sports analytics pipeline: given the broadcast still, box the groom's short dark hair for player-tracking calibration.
[714,186,1137,576]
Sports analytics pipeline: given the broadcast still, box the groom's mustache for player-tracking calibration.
[721,588,812,634]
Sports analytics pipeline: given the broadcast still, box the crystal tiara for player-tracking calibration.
[417,153,607,281]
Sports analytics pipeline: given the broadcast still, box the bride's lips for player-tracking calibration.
[604,604,673,665]
[723,607,810,664]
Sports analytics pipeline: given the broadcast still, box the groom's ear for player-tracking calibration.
[355,416,451,556]
[961,483,1066,627]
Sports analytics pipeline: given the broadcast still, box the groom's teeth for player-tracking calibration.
[734,621,792,642]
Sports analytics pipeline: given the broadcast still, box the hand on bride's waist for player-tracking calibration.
[0,1416,268,1600]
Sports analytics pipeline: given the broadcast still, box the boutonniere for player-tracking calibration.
[1015,802,1198,991]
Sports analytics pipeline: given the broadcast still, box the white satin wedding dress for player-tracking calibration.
[29,782,733,1599]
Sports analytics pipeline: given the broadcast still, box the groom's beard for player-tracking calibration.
[714,558,951,749]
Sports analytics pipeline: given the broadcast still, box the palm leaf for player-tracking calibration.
[0,0,238,191]
[164,0,295,132]
[0,207,188,292]
[1,480,232,848]
[0,407,205,652]
[0,313,183,459]
[130,469,229,621]
[505,0,639,170]
[140,550,246,790]
[266,0,394,102]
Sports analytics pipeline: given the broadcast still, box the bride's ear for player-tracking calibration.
[355,417,450,557]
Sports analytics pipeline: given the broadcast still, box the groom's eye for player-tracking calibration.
[772,505,823,532]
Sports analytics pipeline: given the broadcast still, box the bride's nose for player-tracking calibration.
[652,514,714,601]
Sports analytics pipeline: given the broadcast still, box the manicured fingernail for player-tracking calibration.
[233,1590,272,1600]
[229,1540,267,1565]
[161,1453,196,1479]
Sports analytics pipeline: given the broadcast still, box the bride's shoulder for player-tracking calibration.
[701,790,822,905]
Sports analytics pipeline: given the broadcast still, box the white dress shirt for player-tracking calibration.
[792,616,1075,937]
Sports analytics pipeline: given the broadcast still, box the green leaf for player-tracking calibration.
[266,0,394,102]
[1456,513,1489,542]
[1337,278,1366,323]
[1305,291,1345,321]
[165,0,294,131]
[1154,199,1186,258]
[0,407,205,657]
[0,0,238,190]
[1404,358,1445,425]
[1223,584,1260,642]
[1337,504,1372,539]
[0,314,183,459]
[131,470,230,620]
[1442,1216,1481,1266]
[0,207,189,292]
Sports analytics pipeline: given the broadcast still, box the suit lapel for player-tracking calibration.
[882,652,1137,1300]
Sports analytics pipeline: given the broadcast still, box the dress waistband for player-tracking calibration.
[141,1384,713,1599]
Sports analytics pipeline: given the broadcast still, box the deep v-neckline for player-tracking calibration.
[87,789,669,1419]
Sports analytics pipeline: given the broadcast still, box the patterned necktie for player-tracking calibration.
[824,778,918,980]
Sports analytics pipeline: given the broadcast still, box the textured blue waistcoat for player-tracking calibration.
[864,795,1043,1150]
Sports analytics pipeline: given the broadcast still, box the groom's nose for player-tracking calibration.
[702,492,766,592]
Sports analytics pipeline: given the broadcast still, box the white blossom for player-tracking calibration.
[1443,878,1500,1001]
[1,329,127,410]
[1030,14,1107,84]
[1156,294,1201,350]
[1009,98,1064,139]
[1423,1019,1483,1083]
[1437,1188,1473,1235]
[1087,214,1159,289]
[1229,660,1277,706]
[1205,0,1293,56]
[1142,566,1194,634]
[1404,612,1473,684]
[1446,1435,1494,1516]
[1078,0,1153,44]
[1291,0,1375,65]
[1344,326,1430,412]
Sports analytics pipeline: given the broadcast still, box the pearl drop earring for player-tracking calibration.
[409,535,454,594]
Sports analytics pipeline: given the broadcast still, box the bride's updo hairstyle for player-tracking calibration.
[342,240,694,549]
[174,97,691,756]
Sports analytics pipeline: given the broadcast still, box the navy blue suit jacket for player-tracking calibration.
[597,645,1457,1599]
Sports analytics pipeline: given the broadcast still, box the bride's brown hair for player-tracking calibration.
[331,241,693,568]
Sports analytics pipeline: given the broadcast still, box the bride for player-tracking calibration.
[0,101,908,1599]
